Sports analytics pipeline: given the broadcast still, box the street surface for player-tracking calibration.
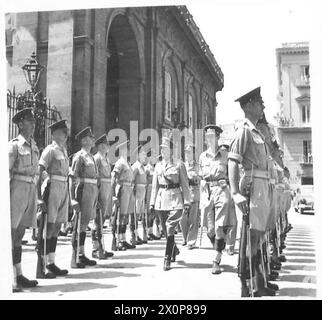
[10,207,317,300]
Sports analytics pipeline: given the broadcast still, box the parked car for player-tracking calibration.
[295,185,314,214]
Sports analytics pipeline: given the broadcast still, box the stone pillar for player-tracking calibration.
[8,12,38,92]
[46,10,74,124]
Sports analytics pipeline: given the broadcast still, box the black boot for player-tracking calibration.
[46,263,68,276]
[16,275,38,288]
[164,235,174,271]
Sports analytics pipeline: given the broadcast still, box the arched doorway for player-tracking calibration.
[106,15,141,135]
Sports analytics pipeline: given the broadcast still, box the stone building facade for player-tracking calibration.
[275,42,312,189]
[6,6,224,151]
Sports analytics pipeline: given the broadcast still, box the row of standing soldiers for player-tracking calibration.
[9,86,293,297]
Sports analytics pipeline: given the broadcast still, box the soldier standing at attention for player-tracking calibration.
[9,108,39,291]
[149,136,191,271]
[69,127,98,268]
[111,140,135,251]
[91,134,114,259]
[199,125,236,274]
[228,87,276,296]
[37,119,69,277]
[129,145,148,245]
[180,144,200,249]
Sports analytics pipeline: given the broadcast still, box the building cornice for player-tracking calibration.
[171,6,224,90]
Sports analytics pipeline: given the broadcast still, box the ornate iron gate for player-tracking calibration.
[7,87,62,152]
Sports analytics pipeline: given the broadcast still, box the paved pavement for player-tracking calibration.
[9,208,317,300]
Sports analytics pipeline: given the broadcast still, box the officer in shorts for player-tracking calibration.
[37,119,69,277]
[9,108,39,290]
[199,125,236,274]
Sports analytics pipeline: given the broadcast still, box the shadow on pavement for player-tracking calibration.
[285,247,315,252]
[113,254,163,260]
[96,262,155,269]
[284,252,315,257]
[23,282,117,293]
[175,261,213,269]
[133,246,165,251]
[286,258,315,264]
[220,264,238,273]
[277,287,316,297]
[282,264,316,271]
[279,274,316,284]
[66,270,140,279]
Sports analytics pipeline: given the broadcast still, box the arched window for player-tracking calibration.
[163,59,178,124]
[188,94,193,128]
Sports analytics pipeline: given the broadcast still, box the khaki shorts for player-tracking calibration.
[98,181,112,218]
[78,183,98,226]
[10,180,37,229]
[119,185,134,215]
[47,181,69,224]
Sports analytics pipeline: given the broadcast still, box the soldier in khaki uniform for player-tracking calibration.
[37,120,69,277]
[199,125,236,274]
[149,137,191,271]
[129,145,148,245]
[111,140,135,251]
[91,134,114,259]
[181,144,200,249]
[69,127,98,268]
[145,153,161,240]
[9,108,39,290]
[228,87,276,296]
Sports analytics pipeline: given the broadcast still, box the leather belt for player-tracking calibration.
[135,183,147,187]
[121,181,133,187]
[13,174,38,184]
[159,183,180,189]
[245,169,270,180]
[80,178,97,185]
[51,174,68,182]
[100,178,111,183]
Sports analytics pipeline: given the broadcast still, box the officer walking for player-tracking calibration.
[180,144,200,249]
[91,134,114,259]
[37,119,69,277]
[199,125,236,274]
[228,87,276,296]
[149,136,191,271]
[69,127,98,268]
[9,108,39,291]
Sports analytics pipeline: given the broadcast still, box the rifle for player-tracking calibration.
[238,164,254,297]
[71,184,83,268]
[36,179,51,279]
[111,184,122,251]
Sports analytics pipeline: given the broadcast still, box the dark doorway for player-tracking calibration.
[106,15,141,135]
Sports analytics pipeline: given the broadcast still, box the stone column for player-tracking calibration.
[46,10,74,123]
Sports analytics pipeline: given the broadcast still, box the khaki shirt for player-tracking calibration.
[228,118,269,171]
[150,159,191,210]
[9,134,39,178]
[144,162,154,185]
[185,160,200,202]
[199,149,228,180]
[69,149,98,179]
[94,152,111,179]
[112,157,134,184]
[39,141,69,177]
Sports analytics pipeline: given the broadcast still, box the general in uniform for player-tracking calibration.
[38,119,69,277]
[180,144,200,249]
[149,137,191,271]
[228,87,276,296]
[9,108,39,290]
[69,127,98,268]
[199,125,236,274]
[91,134,114,259]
